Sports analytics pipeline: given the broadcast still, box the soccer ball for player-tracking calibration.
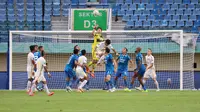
[93,9,100,16]
[167,78,171,85]
[36,82,44,91]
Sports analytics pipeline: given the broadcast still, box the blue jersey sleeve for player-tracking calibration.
[127,55,131,61]
[109,54,113,60]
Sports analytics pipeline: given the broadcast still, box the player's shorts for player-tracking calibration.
[144,69,156,79]
[27,69,34,79]
[115,70,128,77]
[137,65,146,77]
[105,70,114,77]
[76,68,87,79]
[65,68,76,78]
[35,72,46,82]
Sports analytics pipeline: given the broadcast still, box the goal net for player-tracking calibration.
[9,30,198,90]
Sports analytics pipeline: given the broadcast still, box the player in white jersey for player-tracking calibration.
[96,39,118,64]
[29,51,54,96]
[26,45,37,93]
[76,50,90,92]
[136,48,160,91]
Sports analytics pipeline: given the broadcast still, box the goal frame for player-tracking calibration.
[9,30,184,90]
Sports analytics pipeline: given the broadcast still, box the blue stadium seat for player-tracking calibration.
[62,9,69,16]
[190,15,196,21]
[196,4,200,10]
[183,0,190,4]
[173,15,180,21]
[35,25,43,30]
[160,20,168,26]
[125,0,132,4]
[17,15,24,22]
[160,10,167,15]
[44,25,51,30]
[135,21,142,27]
[26,16,35,25]
[134,10,142,16]
[138,4,145,10]
[53,4,60,10]
[0,4,6,9]
[7,3,14,9]
[147,15,155,21]
[8,25,16,30]
[184,9,192,15]
[157,0,165,4]
[193,9,200,15]
[129,4,136,10]
[8,9,15,16]
[146,4,153,10]
[168,20,176,27]
[155,15,164,20]
[121,4,128,11]
[116,0,123,5]
[44,15,51,23]
[149,0,156,4]
[174,0,182,4]
[27,0,34,5]
[168,10,175,15]
[45,9,52,16]
[0,25,7,31]
[143,21,151,27]
[45,0,52,5]
[35,9,42,16]
[79,0,87,5]
[185,21,193,26]
[53,9,60,16]
[176,9,183,15]
[27,4,34,9]
[154,4,161,10]
[35,4,42,10]
[166,0,173,4]
[164,15,172,21]
[45,4,52,10]
[17,25,24,30]
[35,15,42,23]
[181,15,188,21]
[188,4,195,10]
[194,21,200,26]
[71,0,78,5]
[177,20,184,27]
[151,10,158,15]
[179,4,186,10]
[28,25,35,30]
[122,15,129,21]
[139,15,146,21]
[162,4,170,10]
[131,15,138,21]
[143,10,150,15]
[16,3,24,10]
[126,20,134,27]
[126,10,133,16]
[16,0,24,5]
[117,10,125,16]
[8,15,16,22]
[191,26,199,33]
[0,9,6,15]
[171,4,178,10]
[63,3,69,9]
[35,0,42,5]
[141,0,149,4]
[191,0,198,4]
[134,0,141,4]
[17,9,25,16]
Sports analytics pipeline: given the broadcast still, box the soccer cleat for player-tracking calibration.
[124,88,131,92]
[90,72,95,78]
[66,86,72,92]
[156,89,160,92]
[48,92,54,96]
[29,93,34,96]
[135,87,142,91]
[77,88,84,93]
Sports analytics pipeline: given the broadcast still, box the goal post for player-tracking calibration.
[9,30,198,90]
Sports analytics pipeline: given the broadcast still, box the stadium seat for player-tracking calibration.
[143,21,151,27]
[160,20,168,27]
[176,9,183,15]
[187,4,195,10]
[44,25,51,30]
[174,0,182,4]
[141,0,149,4]
[154,4,161,10]
[157,0,165,4]
[131,15,138,21]
[45,0,53,5]
[8,25,16,30]
[26,9,34,16]
[0,25,7,31]
[191,26,199,33]
[173,15,180,21]
[162,4,170,10]
[126,20,134,27]
[8,9,15,16]
[79,0,87,5]
[191,0,198,4]
[125,0,132,4]
[194,21,200,26]
[45,9,52,16]
[164,15,172,21]
[0,4,6,9]
[8,15,16,23]
[181,15,188,21]
[177,20,184,27]
[17,25,24,30]
[26,16,35,26]
[116,0,123,5]
[183,0,190,4]
[184,10,192,15]
[122,15,129,21]
[193,9,200,15]
[168,20,176,26]
[121,4,128,11]
[53,4,60,10]
[71,0,78,5]
[143,10,150,15]
[35,0,43,5]
[146,4,153,10]
[117,10,125,16]
[35,4,42,10]
[160,10,167,15]
[0,9,6,15]
[138,4,145,10]
[135,21,142,27]
[35,25,43,30]
[17,15,24,22]
[147,15,155,21]
[35,16,42,25]
[149,0,156,4]
[134,10,142,16]
[166,0,173,4]
[179,4,186,10]
[126,10,133,16]
[151,10,158,15]
[139,15,146,21]
[53,9,60,16]
[155,15,163,20]
[28,25,35,30]
[62,9,69,16]
[185,21,193,26]
[45,4,52,10]
[168,10,175,15]
[16,0,24,5]
[190,15,196,21]
[134,0,141,4]
[171,4,178,10]
[35,9,43,16]
[129,4,136,10]
[17,9,25,16]
[27,0,34,5]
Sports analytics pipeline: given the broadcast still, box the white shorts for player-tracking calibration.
[76,68,87,79]
[96,50,104,59]
[35,72,46,82]
[144,69,156,79]
[27,70,34,79]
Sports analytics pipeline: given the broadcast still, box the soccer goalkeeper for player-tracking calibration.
[88,25,104,75]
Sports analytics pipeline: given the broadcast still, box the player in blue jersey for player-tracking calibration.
[114,47,133,91]
[129,47,147,92]
[98,47,116,92]
[34,46,44,61]
[65,49,80,92]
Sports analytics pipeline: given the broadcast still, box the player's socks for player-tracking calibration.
[26,81,32,92]
[154,80,160,90]
[114,80,117,88]
[29,83,36,95]
[129,83,133,89]
[79,80,87,89]
[44,84,50,94]
[66,80,70,87]
[142,85,147,91]
[88,61,93,67]
[124,79,128,88]
[105,81,110,89]
[85,80,90,90]
[108,80,114,88]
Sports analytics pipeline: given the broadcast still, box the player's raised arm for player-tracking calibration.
[92,25,98,36]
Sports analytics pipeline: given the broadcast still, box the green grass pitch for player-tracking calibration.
[0,90,200,112]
